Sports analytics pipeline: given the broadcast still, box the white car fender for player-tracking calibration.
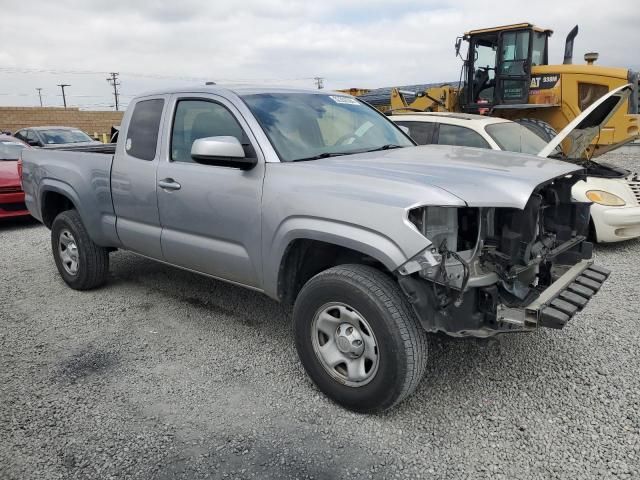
[572,175,640,242]
[571,176,637,204]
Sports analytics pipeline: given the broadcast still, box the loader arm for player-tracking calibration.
[390,86,459,113]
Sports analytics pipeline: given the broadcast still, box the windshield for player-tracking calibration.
[40,129,93,145]
[485,122,547,155]
[0,140,27,160]
[241,93,414,161]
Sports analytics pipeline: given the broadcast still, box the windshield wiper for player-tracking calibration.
[291,144,404,162]
[291,152,350,162]
[363,144,404,152]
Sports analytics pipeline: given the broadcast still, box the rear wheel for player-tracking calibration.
[51,210,109,290]
[293,264,428,413]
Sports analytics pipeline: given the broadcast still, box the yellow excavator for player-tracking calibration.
[383,23,639,157]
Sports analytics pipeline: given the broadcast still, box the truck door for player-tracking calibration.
[495,29,532,104]
[155,94,264,288]
[111,96,167,259]
[466,36,498,110]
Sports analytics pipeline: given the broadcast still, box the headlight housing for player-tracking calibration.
[408,206,480,252]
[585,190,626,206]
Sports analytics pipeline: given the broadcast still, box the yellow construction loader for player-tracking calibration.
[385,23,639,157]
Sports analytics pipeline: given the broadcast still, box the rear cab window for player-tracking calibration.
[436,124,490,149]
[485,122,547,154]
[125,99,165,160]
[394,121,436,145]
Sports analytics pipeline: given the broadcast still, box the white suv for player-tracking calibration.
[391,85,640,243]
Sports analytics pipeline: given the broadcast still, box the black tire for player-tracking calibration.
[293,264,428,413]
[516,118,563,156]
[588,217,599,243]
[51,210,109,290]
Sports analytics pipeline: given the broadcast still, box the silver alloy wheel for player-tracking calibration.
[58,229,79,275]
[311,302,379,387]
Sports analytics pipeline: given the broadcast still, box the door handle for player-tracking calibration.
[158,178,181,191]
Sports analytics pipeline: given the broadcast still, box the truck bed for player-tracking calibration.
[42,143,117,154]
[21,147,120,247]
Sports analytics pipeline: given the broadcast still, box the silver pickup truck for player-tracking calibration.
[21,86,609,412]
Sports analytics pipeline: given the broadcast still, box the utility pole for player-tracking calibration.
[313,77,324,90]
[106,72,120,111]
[36,88,43,107]
[57,84,70,108]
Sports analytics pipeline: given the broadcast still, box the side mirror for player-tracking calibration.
[454,37,462,57]
[190,136,257,170]
[27,140,40,147]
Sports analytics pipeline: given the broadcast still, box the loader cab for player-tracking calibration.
[460,23,552,113]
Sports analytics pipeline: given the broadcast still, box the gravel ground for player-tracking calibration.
[1,150,639,480]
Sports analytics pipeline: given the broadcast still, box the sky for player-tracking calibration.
[1,0,638,110]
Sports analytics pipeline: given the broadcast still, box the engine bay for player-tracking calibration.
[566,159,629,178]
[400,173,603,337]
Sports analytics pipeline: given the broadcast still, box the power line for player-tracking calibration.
[0,91,136,110]
[106,72,121,111]
[0,67,108,75]
[0,66,321,84]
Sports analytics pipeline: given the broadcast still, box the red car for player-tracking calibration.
[0,134,31,219]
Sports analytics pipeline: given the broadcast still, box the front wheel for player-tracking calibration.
[293,264,428,413]
[51,210,109,290]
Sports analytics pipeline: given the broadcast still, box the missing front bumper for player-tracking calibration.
[497,260,610,330]
[399,259,610,337]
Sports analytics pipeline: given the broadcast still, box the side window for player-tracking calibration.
[395,121,435,145]
[14,130,26,141]
[436,124,490,149]
[531,32,547,66]
[170,99,249,163]
[500,30,530,75]
[126,99,164,160]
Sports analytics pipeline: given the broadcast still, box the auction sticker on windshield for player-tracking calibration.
[329,95,360,105]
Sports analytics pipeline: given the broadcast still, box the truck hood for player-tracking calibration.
[299,145,581,209]
[537,83,634,159]
[0,160,20,189]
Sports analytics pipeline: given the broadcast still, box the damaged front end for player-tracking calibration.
[398,174,610,337]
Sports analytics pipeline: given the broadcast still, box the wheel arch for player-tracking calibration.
[39,181,82,228]
[268,219,412,304]
[276,237,398,305]
[38,179,120,247]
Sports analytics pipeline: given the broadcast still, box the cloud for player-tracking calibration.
[0,0,637,108]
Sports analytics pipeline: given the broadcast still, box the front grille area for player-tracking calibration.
[627,173,640,204]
